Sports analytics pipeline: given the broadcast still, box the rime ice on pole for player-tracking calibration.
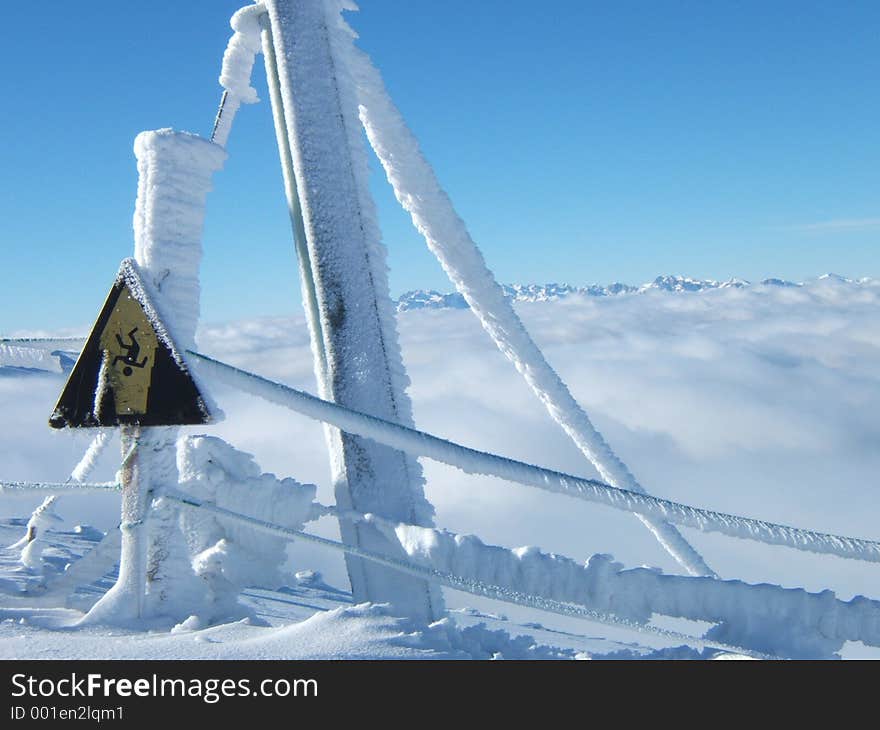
[84,130,227,626]
[212,4,265,147]
[262,0,442,623]
[133,130,227,351]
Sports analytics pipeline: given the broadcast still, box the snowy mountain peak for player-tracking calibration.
[639,275,720,293]
[395,274,867,311]
[760,277,801,288]
[719,277,751,289]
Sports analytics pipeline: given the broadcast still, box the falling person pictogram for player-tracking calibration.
[113,327,149,377]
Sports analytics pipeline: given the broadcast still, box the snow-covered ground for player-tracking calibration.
[1,276,878,658]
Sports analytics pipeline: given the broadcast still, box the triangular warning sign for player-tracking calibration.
[49,259,213,428]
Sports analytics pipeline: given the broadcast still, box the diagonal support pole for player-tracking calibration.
[329,9,715,578]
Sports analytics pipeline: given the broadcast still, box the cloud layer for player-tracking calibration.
[2,278,878,607]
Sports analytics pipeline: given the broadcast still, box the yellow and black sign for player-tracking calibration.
[49,261,212,428]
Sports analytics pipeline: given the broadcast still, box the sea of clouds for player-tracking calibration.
[2,277,878,612]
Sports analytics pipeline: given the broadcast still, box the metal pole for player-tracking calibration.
[258,0,442,622]
[210,90,230,144]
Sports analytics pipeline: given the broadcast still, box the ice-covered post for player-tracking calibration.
[85,131,226,623]
[115,426,148,618]
[261,0,443,622]
[132,130,226,615]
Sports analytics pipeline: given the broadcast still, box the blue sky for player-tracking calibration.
[2,0,878,331]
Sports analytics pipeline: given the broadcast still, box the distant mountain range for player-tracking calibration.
[2,275,874,377]
[396,274,873,311]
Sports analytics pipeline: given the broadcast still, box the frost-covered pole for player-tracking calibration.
[117,426,148,617]
[132,131,226,616]
[85,131,226,624]
[83,426,150,623]
[258,10,328,385]
[261,0,442,622]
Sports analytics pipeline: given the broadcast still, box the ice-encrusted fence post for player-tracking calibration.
[260,0,443,623]
[85,130,226,623]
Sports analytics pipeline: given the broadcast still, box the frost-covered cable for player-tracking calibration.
[211,4,265,147]
[321,4,712,578]
[0,481,121,496]
[0,337,85,347]
[164,489,771,659]
[188,350,880,565]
